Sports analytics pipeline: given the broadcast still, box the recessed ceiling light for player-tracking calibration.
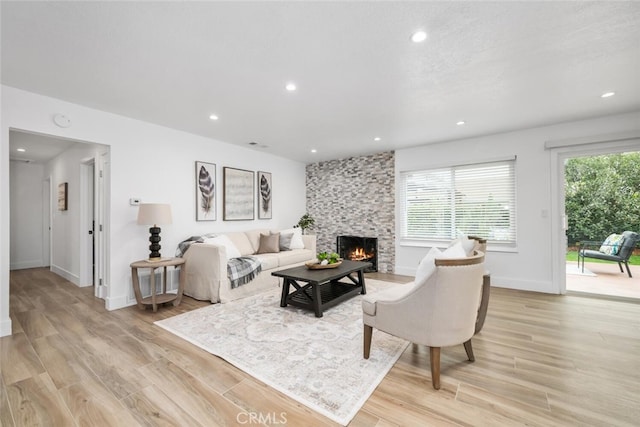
[16,148,26,152]
[286,83,297,91]
[311,149,317,153]
[411,30,427,43]
[209,114,219,120]
[456,121,466,126]
[601,91,615,98]
[374,137,381,141]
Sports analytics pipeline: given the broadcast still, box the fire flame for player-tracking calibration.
[349,247,374,261]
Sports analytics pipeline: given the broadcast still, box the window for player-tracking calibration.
[400,159,516,245]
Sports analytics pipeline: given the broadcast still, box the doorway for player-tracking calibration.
[8,129,110,302]
[564,152,640,299]
[548,133,640,298]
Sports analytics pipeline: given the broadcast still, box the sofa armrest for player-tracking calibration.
[302,234,317,256]
[182,243,228,302]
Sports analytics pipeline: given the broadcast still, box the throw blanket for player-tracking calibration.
[175,233,217,257]
[228,256,262,289]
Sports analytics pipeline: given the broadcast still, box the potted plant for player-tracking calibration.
[294,213,315,234]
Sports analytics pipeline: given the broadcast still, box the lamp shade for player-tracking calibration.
[137,203,172,226]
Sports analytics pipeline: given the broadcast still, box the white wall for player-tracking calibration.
[9,161,45,270]
[1,85,307,336]
[44,143,104,285]
[395,111,640,294]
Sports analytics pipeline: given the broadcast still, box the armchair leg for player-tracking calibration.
[363,325,372,359]
[624,261,633,278]
[429,347,441,390]
[618,262,624,273]
[463,339,475,362]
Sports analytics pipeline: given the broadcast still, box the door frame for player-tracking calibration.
[548,132,640,294]
[79,159,96,287]
[42,176,52,268]
[95,150,110,299]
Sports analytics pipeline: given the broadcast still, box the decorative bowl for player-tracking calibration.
[305,259,343,269]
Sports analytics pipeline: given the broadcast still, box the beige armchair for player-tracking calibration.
[362,251,485,389]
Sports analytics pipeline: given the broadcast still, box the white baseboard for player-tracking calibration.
[10,260,44,270]
[394,265,417,276]
[105,294,135,311]
[0,318,12,337]
[394,265,557,294]
[489,275,558,294]
[50,264,80,286]
[105,269,180,311]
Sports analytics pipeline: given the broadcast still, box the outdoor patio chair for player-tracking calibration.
[578,231,639,278]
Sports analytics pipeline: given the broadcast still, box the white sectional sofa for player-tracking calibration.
[181,228,316,303]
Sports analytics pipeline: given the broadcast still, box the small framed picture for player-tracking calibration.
[57,182,68,211]
[196,161,216,221]
[257,171,272,219]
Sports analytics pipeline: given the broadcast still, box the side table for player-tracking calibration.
[130,257,186,312]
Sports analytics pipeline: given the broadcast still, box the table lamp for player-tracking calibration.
[137,203,172,261]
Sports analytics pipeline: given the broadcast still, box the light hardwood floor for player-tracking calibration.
[2,268,639,426]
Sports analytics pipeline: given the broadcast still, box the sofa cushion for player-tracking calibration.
[257,233,281,254]
[203,235,241,259]
[362,282,418,316]
[254,253,279,270]
[225,232,255,256]
[277,248,314,265]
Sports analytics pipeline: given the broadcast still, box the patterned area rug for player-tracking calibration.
[155,279,409,425]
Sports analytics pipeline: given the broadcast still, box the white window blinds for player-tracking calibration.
[400,159,516,245]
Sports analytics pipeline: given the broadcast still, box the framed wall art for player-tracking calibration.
[223,167,254,220]
[196,161,216,221]
[57,182,68,211]
[257,171,272,219]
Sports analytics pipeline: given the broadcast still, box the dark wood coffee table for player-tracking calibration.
[272,260,371,317]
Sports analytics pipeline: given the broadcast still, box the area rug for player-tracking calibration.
[154,279,409,426]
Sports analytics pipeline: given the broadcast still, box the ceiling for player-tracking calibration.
[9,130,78,164]
[2,1,640,164]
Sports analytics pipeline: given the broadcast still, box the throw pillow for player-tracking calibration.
[258,233,281,254]
[279,232,294,251]
[439,241,467,259]
[203,235,241,259]
[599,234,625,255]
[415,247,442,285]
[449,235,476,256]
[279,228,305,250]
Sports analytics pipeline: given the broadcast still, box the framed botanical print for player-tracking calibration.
[223,167,254,221]
[257,171,272,219]
[196,161,216,221]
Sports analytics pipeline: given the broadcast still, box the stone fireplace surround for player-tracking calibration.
[305,151,395,273]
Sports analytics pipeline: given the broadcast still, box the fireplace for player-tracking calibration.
[337,236,378,272]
